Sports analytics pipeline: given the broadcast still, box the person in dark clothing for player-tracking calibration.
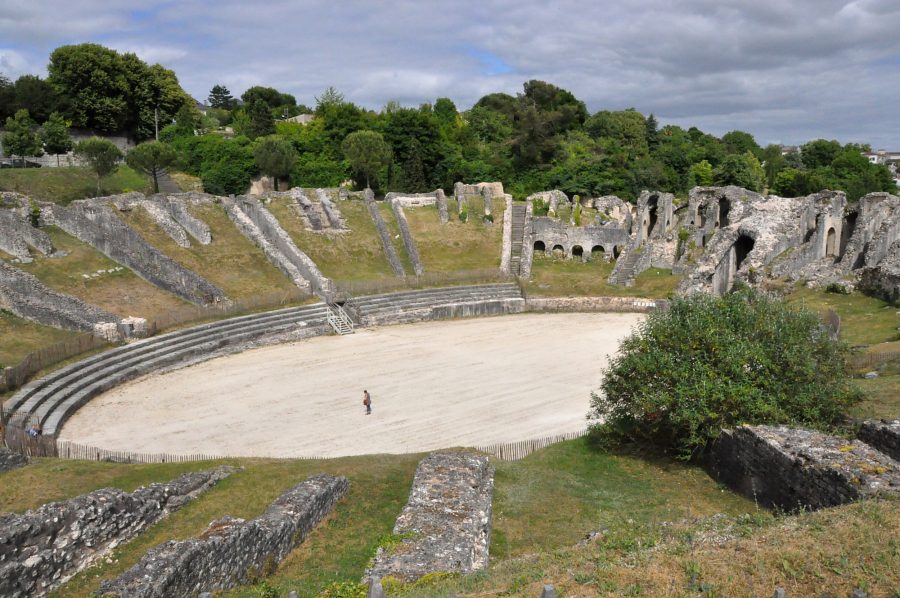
[363,390,372,415]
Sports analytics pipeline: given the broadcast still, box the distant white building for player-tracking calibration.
[281,114,315,125]
[862,150,900,187]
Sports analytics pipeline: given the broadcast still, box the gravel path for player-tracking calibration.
[60,313,643,457]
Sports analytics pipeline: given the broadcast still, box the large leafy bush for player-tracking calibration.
[589,287,861,459]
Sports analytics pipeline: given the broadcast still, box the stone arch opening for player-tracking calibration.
[643,195,659,238]
[533,240,546,253]
[591,245,604,259]
[572,245,584,259]
[719,198,731,226]
[552,244,565,258]
[698,208,707,229]
[825,227,837,257]
[734,234,754,270]
[840,211,858,257]
[613,245,622,259]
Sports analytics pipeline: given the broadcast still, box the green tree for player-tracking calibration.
[74,136,122,195]
[0,73,15,121]
[208,84,235,109]
[39,112,74,166]
[314,86,345,114]
[688,159,714,187]
[13,75,60,123]
[1,109,43,166]
[341,130,391,189]
[645,113,659,151]
[760,144,786,188]
[174,103,200,136]
[588,288,861,459]
[246,99,275,140]
[800,139,842,169]
[721,130,761,157]
[713,151,765,191]
[125,141,177,193]
[253,136,296,191]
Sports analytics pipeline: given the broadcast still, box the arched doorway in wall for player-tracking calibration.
[840,212,858,257]
[644,195,659,238]
[534,240,546,253]
[613,245,622,259]
[825,227,837,257]
[552,244,565,258]
[734,234,755,270]
[572,245,584,260]
[591,245,605,261]
[719,198,731,227]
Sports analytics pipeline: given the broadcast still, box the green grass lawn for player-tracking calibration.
[404,200,504,272]
[786,287,899,348]
[0,166,150,204]
[0,310,79,368]
[117,202,298,300]
[266,196,396,281]
[0,438,761,597]
[523,255,682,299]
[13,226,189,320]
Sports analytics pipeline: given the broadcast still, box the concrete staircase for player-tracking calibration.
[3,303,331,437]
[352,283,524,326]
[609,249,642,286]
[509,203,527,276]
[326,303,355,335]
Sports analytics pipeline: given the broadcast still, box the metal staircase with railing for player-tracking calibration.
[326,303,355,335]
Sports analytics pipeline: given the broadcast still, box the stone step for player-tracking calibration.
[356,288,523,312]
[353,285,521,310]
[13,306,329,417]
[360,294,523,318]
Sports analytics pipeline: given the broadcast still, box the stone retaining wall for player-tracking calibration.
[524,296,667,313]
[100,474,348,597]
[389,199,424,276]
[708,425,900,512]
[365,191,405,276]
[0,209,54,262]
[858,419,900,461]
[366,452,493,582]
[0,466,236,598]
[0,447,27,473]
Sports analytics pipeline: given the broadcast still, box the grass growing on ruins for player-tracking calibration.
[167,170,202,192]
[116,202,298,299]
[786,287,899,347]
[524,255,681,299]
[402,499,900,597]
[0,310,79,367]
[14,226,189,319]
[266,196,396,281]
[404,200,505,272]
[0,166,150,204]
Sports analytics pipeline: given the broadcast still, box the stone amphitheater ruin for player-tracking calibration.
[1,182,898,594]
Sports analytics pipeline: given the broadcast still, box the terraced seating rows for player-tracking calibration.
[3,283,524,440]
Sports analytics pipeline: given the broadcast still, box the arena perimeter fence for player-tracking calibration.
[334,268,514,297]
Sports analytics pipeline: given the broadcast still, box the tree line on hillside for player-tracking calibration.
[2,43,896,201]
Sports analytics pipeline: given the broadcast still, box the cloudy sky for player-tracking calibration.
[2,0,899,147]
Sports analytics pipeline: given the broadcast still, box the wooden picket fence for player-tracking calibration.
[850,351,899,370]
[474,429,588,461]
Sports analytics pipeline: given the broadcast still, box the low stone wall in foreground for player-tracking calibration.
[858,419,900,462]
[366,452,494,582]
[708,425,899,512]
[524,295,667,313]
[100,474,349,597]
[0,465,236,598]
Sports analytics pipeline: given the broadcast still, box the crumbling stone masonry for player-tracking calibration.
[366,452,494,582]
[858,419,900,462]
[0,260,122,334]
[0,209,55,262]
[389,197,425,276]
[0,447,27,473]
[44,198,225,305]
[0,466,236,598]
[364,190,406,276]
[708,425,899,512]
[100,474,349,598]
[316,188,346,229]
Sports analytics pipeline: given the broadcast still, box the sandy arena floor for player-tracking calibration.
[60,313,643,457]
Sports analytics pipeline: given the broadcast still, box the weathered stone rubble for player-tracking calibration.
[0,447,27,473]
[113,193,213,248]
[858,419,900,462]
[0,260,122,334]
[0,465,236,598]
[389,197,425,276]
[99,474,348,597]
[859,240,900,303]
[708,425,900,512]
[0,209,55,262]
[43,196,226,305]
[366,452,494,583]
[364,189,406,276]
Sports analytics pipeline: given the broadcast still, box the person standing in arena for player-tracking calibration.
[363,389,372,415]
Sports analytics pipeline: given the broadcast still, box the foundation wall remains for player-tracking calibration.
[366,452,493,582]
[365,190,406,276]
[0,210,54,262]
[0,447,27,473]
[0,466,236,598]
[389,198,425,276]
[99,474,348,598]
[858,419,900,462]
[708,425,899,512]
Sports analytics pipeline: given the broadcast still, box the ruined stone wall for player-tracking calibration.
[0,210,54,262]
[858,419,900,461]
[100,474,348,598]
[365,191,405,276]
[708,425,899,512]
[389,198,425,276]
[366,453,493,582]
[500,195,513,274]
[859,241,900,303]
[0,261,121,333]
[531,217,630,260]
[0,466,235,598]
[519,198,535,278]
[167,196,213,244]
[0,447,27,473]
[527,190,568,216]
[525,295,667,313]
[45,200,225,305]
[316,188,346,229]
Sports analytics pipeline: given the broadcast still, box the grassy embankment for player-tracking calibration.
[0,165,150,204]
[117,202,298,300]
[0,438,759,598]
[266,194,396,281]
[0,310,79,368]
